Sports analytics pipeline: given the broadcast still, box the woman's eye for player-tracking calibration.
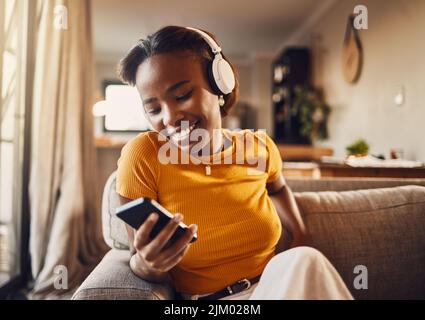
[176,90,193,101]
[148,107,161,115]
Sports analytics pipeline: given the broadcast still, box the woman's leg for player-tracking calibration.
[249,246,353,300]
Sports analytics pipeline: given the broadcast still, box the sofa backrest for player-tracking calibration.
[287,177,425,192]
[102,171,425,299]
[294,185,425,299]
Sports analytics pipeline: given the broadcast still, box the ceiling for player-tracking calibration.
[92,0,335,62]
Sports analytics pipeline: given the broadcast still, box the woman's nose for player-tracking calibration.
[162,105,184,128]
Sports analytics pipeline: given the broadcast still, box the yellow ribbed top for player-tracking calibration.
[116,129,282,295]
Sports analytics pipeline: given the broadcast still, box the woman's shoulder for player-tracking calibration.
[121,130,163,158]
[223,128,273,145]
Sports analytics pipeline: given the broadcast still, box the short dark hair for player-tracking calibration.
[117,25,239,116]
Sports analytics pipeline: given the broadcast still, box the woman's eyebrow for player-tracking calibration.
[142,80,190,106]
[167,80,190,92]
[142,97,157,106]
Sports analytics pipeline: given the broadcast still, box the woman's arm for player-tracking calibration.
[266,175,310,249]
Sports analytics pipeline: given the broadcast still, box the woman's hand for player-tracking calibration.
[130,212,197,282]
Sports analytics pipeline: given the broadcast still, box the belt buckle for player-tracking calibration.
[238,278,251,291]
[226,278,251,296]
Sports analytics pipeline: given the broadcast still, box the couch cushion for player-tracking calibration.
[102,172,130,249]
[294,185,425,299]
[72,249,175,300]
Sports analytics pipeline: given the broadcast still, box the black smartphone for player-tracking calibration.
[115,197,197,244]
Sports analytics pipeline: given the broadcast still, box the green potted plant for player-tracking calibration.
[346,139,370,157]
[291,86,331,143]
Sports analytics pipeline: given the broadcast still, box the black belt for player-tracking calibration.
[198,275,261,300]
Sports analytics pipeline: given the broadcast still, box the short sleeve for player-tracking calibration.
[116,132,159,200]
[266,134,283,184]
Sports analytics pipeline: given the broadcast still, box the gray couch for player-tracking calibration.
[72,172,425,300]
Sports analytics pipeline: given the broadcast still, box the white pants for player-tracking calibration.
[218,247,353,300]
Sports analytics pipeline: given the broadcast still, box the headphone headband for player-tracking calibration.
[185,27,222,54]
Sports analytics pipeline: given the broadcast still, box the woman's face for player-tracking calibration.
[135,51,223,155]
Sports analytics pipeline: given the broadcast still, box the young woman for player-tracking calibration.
[116,26,353,300]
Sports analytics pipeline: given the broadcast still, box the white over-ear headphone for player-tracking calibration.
[186,27,235,95]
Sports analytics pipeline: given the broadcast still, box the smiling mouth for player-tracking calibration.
[169,120,201,142]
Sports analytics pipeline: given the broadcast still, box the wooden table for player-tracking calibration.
[318,163,425,178]
[277,144,333,161]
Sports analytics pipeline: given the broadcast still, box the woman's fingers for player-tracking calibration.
[133,213,158,251]
[160,240,192,268]
[134,214,197,273]
[145,213,184,258]
[157,244,192,271]
[146,223,197,271]
[159,224,197,261]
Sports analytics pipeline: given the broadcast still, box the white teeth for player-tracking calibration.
[171,121,198,141]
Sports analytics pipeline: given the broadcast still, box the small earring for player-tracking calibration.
[218,95,225,107]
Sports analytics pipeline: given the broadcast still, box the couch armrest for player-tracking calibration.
[72,249,175,300]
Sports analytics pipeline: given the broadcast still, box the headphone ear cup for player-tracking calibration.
[207,59,222,95]
[212,56,235,95]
